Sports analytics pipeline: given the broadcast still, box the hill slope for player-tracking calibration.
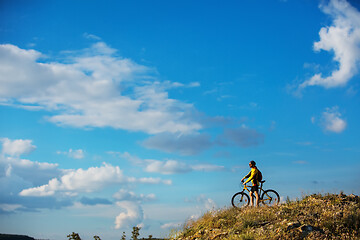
[171,193,360,240]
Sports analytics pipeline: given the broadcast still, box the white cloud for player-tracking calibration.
[300,0,360,89]
[120,152,224,175]
[136,177,172,185]
[57,149,85,159]
[115,201,144,229]
[4,164,12,177]
[0,203,23,212]
[1,138,36,156]
[113,189,156,202]
[193,194,217,211]
[161,222,182,229]
[19,162,171,197]
[83,33,102,40]
[183,194,218,222]
[0,139,60,186]
[320,106,347,133]
[0,43,202,134]
[144,160,225,174]
[144,159,191,174]
[191,164,225,172]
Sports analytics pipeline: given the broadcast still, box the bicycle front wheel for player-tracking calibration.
[261,189,280,206]
[231,192,250,208]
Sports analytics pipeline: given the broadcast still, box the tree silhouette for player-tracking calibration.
[67,232,81,240]
[121,231,126,240]
[131,226,141,240]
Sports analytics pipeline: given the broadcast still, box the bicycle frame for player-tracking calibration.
[241,183,264,200]
[232,180,280,208]
[240,182,274,204]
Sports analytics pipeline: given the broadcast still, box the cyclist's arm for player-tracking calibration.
[242,171,252,183]
[244,169,255,184]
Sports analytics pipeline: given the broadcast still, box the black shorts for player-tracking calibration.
[250,185,258,193]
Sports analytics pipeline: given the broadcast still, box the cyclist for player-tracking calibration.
[241,160,259,207]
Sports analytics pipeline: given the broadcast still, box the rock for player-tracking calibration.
[299,224,324,237]
[287,222,301,231]
[300,225,313,232]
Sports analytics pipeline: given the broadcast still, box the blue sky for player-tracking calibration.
[0,0,360,239]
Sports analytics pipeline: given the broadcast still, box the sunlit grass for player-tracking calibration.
[171,193,360,240]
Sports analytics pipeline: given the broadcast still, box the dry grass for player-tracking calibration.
[170,193,360,240]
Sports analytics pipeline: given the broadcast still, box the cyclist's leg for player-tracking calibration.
[254,190,259,206]
[250,185,259,207]
[249,191,254,206]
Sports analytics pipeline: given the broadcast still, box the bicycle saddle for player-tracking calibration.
[260,180,266,183]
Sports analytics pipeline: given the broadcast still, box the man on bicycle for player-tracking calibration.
[241,160,259,207]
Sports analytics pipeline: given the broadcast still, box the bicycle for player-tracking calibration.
[231,180,280,208]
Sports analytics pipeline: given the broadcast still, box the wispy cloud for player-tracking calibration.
[142,125,264,155]
[217,126,265,148]
[120,152,225,175]
[113,189,156,202]
[300,0,360,89]
[142,133,213,155]
[144,159,225,175]
[83,32,102,40]
[161,222,182,229]
[57,149,85,159]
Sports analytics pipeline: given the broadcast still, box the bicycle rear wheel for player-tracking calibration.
[231,192,250,208]
[260,189,280,206]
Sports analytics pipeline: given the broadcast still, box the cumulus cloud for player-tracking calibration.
[320,106,347,133]
[0,138,60,186]
[1,138,36,156]
[19,163,171,197]
[0,43,201,134]
[300,0,360,89]
[115,201,144,229]
[0,156,60,186]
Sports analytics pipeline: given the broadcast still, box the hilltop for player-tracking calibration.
[170,193,360,240]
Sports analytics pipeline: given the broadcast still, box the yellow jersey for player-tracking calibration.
[244,167,259,186]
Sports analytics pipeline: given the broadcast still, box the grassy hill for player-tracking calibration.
[170,193,360,240]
